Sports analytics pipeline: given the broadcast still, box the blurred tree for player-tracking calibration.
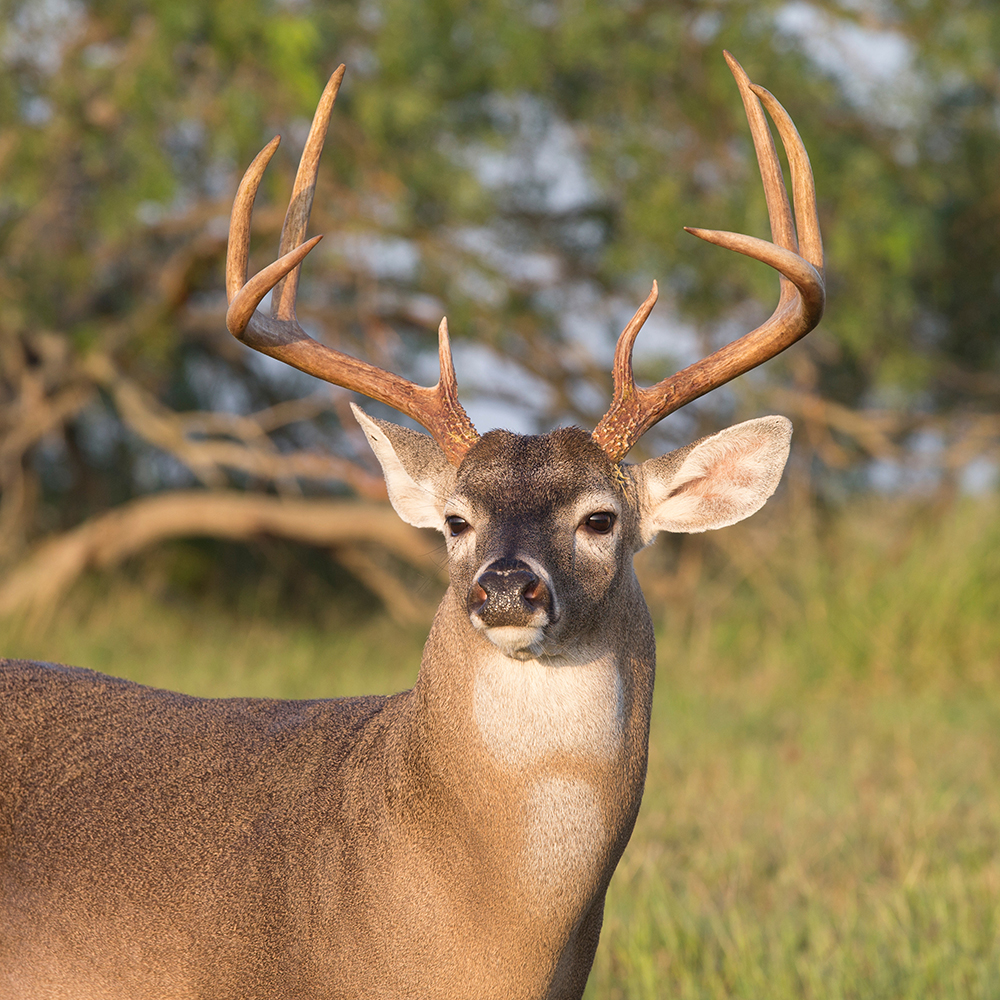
[0,0,998,612]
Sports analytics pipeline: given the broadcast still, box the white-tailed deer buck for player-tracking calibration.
[0,53,823,999]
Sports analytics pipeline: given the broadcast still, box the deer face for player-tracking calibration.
[442,428,636,659]
[353,406,792,660]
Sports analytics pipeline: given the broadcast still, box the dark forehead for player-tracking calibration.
[456,427,617,510]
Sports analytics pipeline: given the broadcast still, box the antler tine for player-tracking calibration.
[271,65,345,322]
[591,52,825,463]
[225,66,480,467]
[726,52,797,257]
[595,282,660,463]
[751,82,824,271]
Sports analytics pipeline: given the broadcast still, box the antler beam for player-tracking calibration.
[225,65,480,467]
[591,51,826,463]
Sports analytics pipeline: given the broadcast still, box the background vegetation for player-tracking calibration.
[2,0,1000,996]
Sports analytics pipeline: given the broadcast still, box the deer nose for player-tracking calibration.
[468,558,552,627]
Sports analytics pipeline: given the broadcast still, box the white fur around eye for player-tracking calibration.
[572,494,621,549]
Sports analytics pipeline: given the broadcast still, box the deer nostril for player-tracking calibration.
[521,576,548,610]
[467,582,488,617]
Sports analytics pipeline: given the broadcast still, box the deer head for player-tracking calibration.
[225,52,823,663]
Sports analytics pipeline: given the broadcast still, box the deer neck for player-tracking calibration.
[399,584,656,904]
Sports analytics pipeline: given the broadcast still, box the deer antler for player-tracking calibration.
[592,51,825,463]
[226,65,480,466]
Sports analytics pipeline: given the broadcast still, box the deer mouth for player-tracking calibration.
[473,623,547,659]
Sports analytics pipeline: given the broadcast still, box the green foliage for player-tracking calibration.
[1,0,997,376]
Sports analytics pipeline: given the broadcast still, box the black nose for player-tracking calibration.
[467,558,552,627]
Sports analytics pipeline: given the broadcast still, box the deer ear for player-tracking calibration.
[351,404,456,530]
[638,416,792,542]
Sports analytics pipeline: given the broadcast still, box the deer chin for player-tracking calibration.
[476,624,547,659]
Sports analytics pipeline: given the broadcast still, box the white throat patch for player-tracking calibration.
[472,650,624,768]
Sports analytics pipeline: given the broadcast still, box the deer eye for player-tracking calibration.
[584,511,615,535]
[445,515,470,537]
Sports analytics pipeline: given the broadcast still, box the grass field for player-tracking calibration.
[4,496,1000,998]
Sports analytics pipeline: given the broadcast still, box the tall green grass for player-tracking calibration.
[3,496,999,998]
